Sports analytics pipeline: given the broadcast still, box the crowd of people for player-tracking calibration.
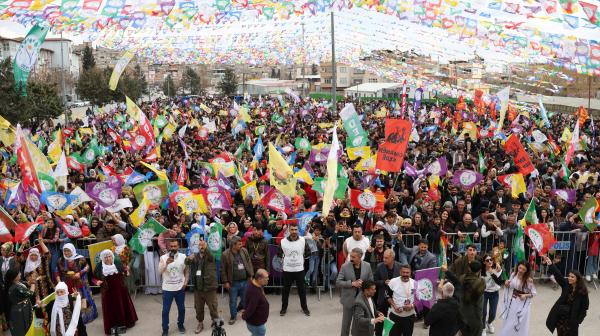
[0,91,598,336]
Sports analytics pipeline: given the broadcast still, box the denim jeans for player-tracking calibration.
[229,280,247,319]
[162,289,185,333]
[329,261,338,285]
[585,255,598,277]
[246,323,266,336]
[482,291,499,324]
[305,255,320,286]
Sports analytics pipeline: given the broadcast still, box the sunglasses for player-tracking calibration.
[485,259,492,262]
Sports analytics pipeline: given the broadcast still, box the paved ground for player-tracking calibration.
[86,282,599,336]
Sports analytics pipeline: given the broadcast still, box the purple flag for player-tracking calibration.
[552,189,576,204]
[309,147,329,164]
[452,170,483,190]
[204,187,232,215]
[425,157,448,177]
[268,244,283,278]
[25,188,41,211]
[85,177,121,208]
[403,161,418,178]
[414,267,440,312]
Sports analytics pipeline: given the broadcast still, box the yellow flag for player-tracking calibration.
[140,161,168,181]
[239,105,252,123]
[25,138,52,174]
[459,122,477,140]
[190,118,201,129]
[109,51,134,90]
[162,123,176,140]
[268,143,297,198]
[240,180,260,204]
[322,127,339,217]
[510,173,526,198]
[200,103,211,113]
[212,161,235,177]
[55,206,75,217]
[375,108,387,118]
[178,194,209,214]
[0,128,15,146]
[0,115,12,129]
[294,168,314,185]
[129,194,151,228]
[355,153,377,171]
[79,127,93,135]
[47,129,62,163]
[560,127,572,143]
[125,96,142,120]
[346,146,371,160]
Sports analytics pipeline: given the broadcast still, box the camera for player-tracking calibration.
[211,318,226,336]
[169,251,177,258]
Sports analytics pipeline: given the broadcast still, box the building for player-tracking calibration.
[320,62,384,93]
[237,78,298,95]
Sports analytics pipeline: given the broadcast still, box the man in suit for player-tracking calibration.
[374,249,401,336]
[337,247,374,336]
[352,280,385,336]
[395,235,437,272]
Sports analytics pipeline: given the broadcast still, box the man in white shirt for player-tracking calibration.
[386,264,416,336]
[278,225,311,317]
[159,239,189,336]
[343,225,371,262]
[351,280,385,336]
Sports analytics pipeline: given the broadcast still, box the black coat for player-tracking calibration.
[545,264,589,336]
[373,261,401,307]
[424,297,462,336]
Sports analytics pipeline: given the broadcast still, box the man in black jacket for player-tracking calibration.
[424,281,462,336]
[373,249,401,336]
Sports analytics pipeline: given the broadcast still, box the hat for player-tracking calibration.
[64,215,74,221]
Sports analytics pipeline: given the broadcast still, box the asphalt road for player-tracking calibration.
[85,282,599,336]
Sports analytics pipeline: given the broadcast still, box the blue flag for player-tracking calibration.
[40,192,74,211]
[296,212,320,235]
[253,136,264,161]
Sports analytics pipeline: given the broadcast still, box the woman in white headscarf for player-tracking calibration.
[55,243,97,324]
[49,282,86,336]
[110,234,135,293]
[94,250,138,335]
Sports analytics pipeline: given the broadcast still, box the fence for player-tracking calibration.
[69,230,598,298]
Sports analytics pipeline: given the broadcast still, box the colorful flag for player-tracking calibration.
[254,136,265,161]
[260,187,292,214]
[322,126,339,217]
[498,173,526,198]
[349,189,385,210]
[0,207,17,242]
[294,137,311,152]
[140,161,168,181]
[339,103,368,147]
[85,178,121,208]
[14,222,39,243]
[69,187,92,208]
[525,223,556,254]
[133,180,168,207]
[296,212,320,235]
[47,130,62,163]
[513,225,526,262]
[129,218,167,254]
[346,146,371,160]
[240,181,260,205]
[124,170,152,186]
[178,194,209,214]
[268,143,296,198]
[14,125,42,192]
[13,24,49,96]
[40,192,74,211]
[559,158,570,183]
[376,119,411,172]
[313,177,349,199]
[37,172,55,192]
[579,197,599,232]
[424,157,448,177]
[452,170,483,190]
[129,194,151,228]
[504,135,535,176]
[565,120,579,166]
[522,200,539,226]
[207,222,224,259]
[414,267,439,312]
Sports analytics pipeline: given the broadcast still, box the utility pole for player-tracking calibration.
[331,12,337,114]
[60,32,67,125]
[301,21,307,97]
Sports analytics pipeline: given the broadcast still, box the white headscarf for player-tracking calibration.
[100,249,118,277]
[112,234,126,255]
[62,243,84,261]
[50,282,81,336]
[24,248,41,274]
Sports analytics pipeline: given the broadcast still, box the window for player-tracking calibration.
[368,78,378,83]
[353,79,362,85]
[339,67,347,73]
[339,78,348,85]
[324,78,332,84]
[2,42,8,52]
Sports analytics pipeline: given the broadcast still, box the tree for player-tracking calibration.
[180,67,203,95]
[82,45,96,71]
[0,58,63,125]
[217,68,238,97]
[76,67,112,106]
[162,74,176,97]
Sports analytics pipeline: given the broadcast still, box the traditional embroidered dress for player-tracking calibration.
[499,274,536,336]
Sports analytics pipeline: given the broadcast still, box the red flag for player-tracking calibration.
[14,125,42,192]
[14,222,38,243]
[349,189,385,210]
[144,147,159,162]
[138,111,155,148]
[67,156,85,173]
[0,207,15,243]
[260,188,291,214]
[107,127,122,145]
[376,119,411,172]
[503,134,535,176]
[456,95,466,112]
[177,163,187,186]
[57,219,83,239]
[579,1,598,24]
[525,223,556,254]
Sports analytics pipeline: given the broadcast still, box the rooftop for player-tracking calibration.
[344,82,403,92]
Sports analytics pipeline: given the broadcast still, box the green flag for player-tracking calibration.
[313,177,348,199]
[37,172,56,192]
[133,180,168,207]
[75,131,82,147]
[382,317,395,336]
[523,200,538,225]
[129,218,167,254]
[13,24,49,96]
[154,115,168,129]
[207,222,224,259]
[271,113,284,124]
[559,158,570,183]
[81,138,101,164]
[579,197,599,232]
[478,151,486,173]
[513,225,525,262]
[294,137,312,152]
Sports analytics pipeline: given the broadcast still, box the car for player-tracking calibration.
[67,101,91,108]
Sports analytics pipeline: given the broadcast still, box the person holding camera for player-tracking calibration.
[242,269,270,336]
[185,239,220,334]
[159,239,188,336]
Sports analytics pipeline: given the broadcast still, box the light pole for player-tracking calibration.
[60,32,67,125]
[301,21,307,97]
[331,11,337,113]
